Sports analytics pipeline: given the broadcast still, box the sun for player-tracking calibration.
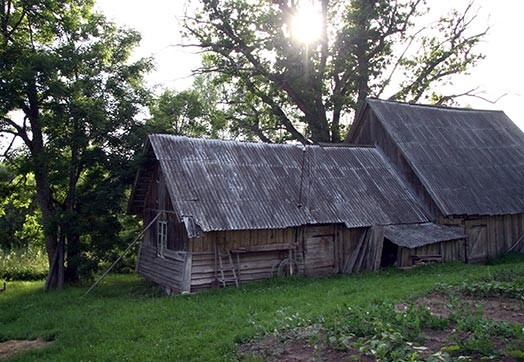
[289,2,323,45]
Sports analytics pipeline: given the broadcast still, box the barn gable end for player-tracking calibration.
[348,98,524,262]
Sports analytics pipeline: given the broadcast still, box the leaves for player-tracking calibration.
[0,0,151,284]
[183,0,487,143]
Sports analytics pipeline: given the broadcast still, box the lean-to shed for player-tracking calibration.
[129,135,463,293]
[348,99,524,262]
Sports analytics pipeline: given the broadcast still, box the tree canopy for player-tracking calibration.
[183,0,487,143]
[0,0,151,288]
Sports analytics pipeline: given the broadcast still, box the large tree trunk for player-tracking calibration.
[65,233,80,283]
[307,110,331,143]
[24,80,64,290]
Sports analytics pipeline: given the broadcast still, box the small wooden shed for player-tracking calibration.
[348,99,524,262]
[129,135,464,293]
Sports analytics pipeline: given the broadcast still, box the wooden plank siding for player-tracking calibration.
[438,213,524,262]
[334,226,368,273]
[303,225,336,276]
[397,239,464,267]
[187,224,370,291]
[136,244,186,293]
[188,227,303,291]
[190,228,299,253]
[136,212,524,293]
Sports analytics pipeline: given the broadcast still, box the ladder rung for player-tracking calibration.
[217,249,239,288]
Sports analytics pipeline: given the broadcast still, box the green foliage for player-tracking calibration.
[317,267,524,361]
[0,165,44,250]
[147,73,231,139]
[439,270,524,300]
[184,0,487,143]
[0,247,47,281]
[0,0,152,284]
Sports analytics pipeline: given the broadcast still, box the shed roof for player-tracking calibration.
[384,222,465,249]
[130,135,429,233]
[355,99,524,216]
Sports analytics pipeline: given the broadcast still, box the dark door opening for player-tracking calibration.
[381,238,398,267]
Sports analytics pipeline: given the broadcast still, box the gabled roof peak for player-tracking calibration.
[366,97,505,114]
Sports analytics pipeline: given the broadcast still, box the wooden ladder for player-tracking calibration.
[218,250,239,288]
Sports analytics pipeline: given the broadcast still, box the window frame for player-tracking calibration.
[156,219,168,257]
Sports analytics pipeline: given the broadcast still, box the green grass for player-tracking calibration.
[0,247,47,281]
[1,255,524,361]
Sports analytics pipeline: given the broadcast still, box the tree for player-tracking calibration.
[183,0,487,143]
[149,89,207,136]
[0,0,151,289]
[148,76,229,139]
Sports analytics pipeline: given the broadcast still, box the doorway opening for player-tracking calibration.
[381,238,398,267]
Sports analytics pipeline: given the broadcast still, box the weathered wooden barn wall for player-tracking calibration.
[334,226,367,273]
[187,224,383,292]
[395,213,524,267]
[348,100,524,264]
[335,225,384,273]
[136,245,188,293]
[188,225,339,292]
[137,208,524,294]
[396,239,465,267]
[135,164,192,292]
[188,227,300,291]
[303,225,336,276]
[190,228,297,252]
[439,213,524,262]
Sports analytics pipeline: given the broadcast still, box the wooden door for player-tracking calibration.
[303,225,335,276]
[466,224,488,263]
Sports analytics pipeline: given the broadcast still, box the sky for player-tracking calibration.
[94,0,524,130]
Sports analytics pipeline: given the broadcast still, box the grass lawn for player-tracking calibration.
[1,255,523,361]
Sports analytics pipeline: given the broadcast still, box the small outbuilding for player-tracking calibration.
[347,99,524,262]
[128,135,464,293]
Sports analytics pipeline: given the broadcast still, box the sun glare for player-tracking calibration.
[289,3,323,45]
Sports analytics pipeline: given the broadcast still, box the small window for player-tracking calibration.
[156,220,167,257]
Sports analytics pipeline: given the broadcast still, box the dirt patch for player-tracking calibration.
[0,338,52,360]
[239,328,373,362]
[240,294,524,361]
[415,292,524,325]
[240,336,374,362]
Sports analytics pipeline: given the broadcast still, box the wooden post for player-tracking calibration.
[182,252,192,293]
[213,240,218,287]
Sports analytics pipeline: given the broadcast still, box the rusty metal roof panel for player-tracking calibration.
[137,134,429,232]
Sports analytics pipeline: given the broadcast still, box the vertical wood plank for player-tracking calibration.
[182,252,192,293]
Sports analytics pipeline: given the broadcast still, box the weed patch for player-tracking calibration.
[1,255,524,360]
[241,260,524,361]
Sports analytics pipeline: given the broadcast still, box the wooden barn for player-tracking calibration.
[128,135,465,293]
[347,99,524,263]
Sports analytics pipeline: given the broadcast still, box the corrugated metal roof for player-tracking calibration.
[384,222,465,249]
[366,99,524,216]
[133,135,429,232]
